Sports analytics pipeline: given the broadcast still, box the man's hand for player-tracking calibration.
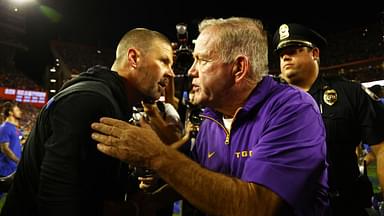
[91,117,167,168]
[141,102,182,144]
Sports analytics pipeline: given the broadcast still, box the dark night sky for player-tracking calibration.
[12,0,384,84]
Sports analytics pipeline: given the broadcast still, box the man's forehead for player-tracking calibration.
[194,32,217,56]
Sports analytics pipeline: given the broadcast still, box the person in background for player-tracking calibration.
[91,17,329,215]
[1,28,174,216]
[0,101,23,198]
[273,23,384,216]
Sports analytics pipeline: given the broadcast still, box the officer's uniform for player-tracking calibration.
[273,23,384,216]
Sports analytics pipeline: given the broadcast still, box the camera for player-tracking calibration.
[188,104,203,125]
[187,103,203,138]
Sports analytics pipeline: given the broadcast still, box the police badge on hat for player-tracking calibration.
[273,23,328,54]
[323,88,337,106]
[279,24,290,40]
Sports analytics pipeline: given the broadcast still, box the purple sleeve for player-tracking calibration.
[241,101,328,207]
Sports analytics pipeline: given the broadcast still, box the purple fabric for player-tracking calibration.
[193,76,328,215]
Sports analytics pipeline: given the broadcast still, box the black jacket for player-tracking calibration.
[1,66,135,216]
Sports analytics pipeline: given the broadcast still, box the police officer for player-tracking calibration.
[273,23,384,216]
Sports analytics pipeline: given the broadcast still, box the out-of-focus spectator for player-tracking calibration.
[0,101,23,197]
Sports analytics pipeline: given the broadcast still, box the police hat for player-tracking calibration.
[272,23,327,53]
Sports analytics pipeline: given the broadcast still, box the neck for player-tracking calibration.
[293,69,319,92]
[123,79,152,108]
[298,79,316,92]
[304,74,318,92]
[216,103,241,118]
[6,117,19,127]
[216,82,257,118]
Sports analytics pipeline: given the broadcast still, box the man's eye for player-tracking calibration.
[197,58,209,65]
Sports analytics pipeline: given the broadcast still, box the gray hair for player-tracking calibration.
[198,17,269,82]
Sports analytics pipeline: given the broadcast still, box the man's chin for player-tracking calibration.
[191,95,205,106]
[143,95,157,104]
[281,72,298,82]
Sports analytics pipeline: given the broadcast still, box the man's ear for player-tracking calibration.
[232,55,248,82]
[312,47,320,60]
[127,48,139,68]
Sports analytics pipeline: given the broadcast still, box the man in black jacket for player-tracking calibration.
[1,28,175,216]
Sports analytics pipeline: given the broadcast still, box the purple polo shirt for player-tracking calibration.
[193,76,328,215]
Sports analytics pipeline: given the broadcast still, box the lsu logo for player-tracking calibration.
[234,150,253,158]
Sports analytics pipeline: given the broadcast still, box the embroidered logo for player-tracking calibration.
[208,152,216,159]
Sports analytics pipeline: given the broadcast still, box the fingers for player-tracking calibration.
[138,176,156,190]
[184,121,198,135]
[139,117,152,129]
[142,101,157,114]
[141,101,152,111]
[99,117,130,128]
[138,176,155,182]
[139,181,152,190]
[91,132,120,145]
[91,123,122,138]
[91,117,134,137]
[96,143,121,160]
[170,132,190,149]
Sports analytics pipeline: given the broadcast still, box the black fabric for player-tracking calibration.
[1,66,136,216]
[53,80,123,118]
[308,75,383,213]
[0,172,14,192]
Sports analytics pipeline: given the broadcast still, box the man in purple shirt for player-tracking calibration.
[91,17,329,215]
[193,75,328,215]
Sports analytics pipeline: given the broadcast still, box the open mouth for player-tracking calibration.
[158,79,169,88]
[191,84,199,93]
[159,82,166,88]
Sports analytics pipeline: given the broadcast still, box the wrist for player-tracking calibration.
[150,145,171,172]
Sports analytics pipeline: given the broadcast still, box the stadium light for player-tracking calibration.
[9,0,35,4]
